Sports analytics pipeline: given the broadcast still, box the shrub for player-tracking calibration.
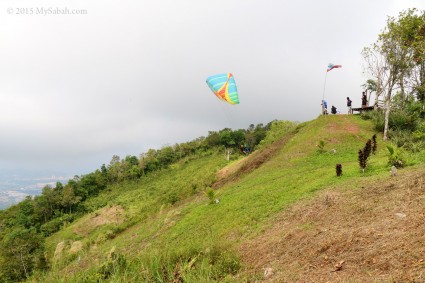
[256,120,297,150]
[386,145,405,168]
[167,192,180,205]
[361,110,384,132]
[97,248,127,280]
[205,188,216,204]
[389,109,418,131]
[40,214,74,236]
[317,140,326,153]
[407,141,425,153]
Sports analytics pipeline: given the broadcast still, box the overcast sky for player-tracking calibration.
[1,0,424,176]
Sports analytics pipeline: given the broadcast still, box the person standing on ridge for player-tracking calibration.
[361,92,368,108]
[322,100,328,115]
[347,97,352,114]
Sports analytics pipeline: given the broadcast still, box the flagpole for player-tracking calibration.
[321,71,328,115]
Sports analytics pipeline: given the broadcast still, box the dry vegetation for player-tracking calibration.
[240,168,425,282]
[73,205,125,236]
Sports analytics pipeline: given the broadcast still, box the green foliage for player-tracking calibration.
[389,108,419,131]
[363,9,425,139]
[362,101,425,153]
[6,115,425,283]
[389,129,413,148]
[386,145,405,168]
[208,248,241,280]
[257,120,298,150]
[317,140,326,153]
[361,110,385,132]
[40,214,74,236]
[0,227,45,282]
[133,243,240,282]
[205,188,216,204]
[0,122,276,282]
[245,123,267,150]
[97,248,127,280]
[167,191,181,205]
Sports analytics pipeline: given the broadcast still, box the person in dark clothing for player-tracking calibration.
[347,97,352,114]
[331,105,337,114]
[361,92,368,108]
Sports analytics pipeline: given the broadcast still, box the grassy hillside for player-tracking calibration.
[33,115,425,282]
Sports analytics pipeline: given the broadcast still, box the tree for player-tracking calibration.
[363,10,418,140]
[14,196,34,229]
[361,47,387,109]
[157,146,176,166]
[403,10,425,101]
[107,155,122,182]
[219,129,235,147]
[205,131,221,147]
[33,195,50,224]
[40,185,57,220]
[61,186,81,214]
[0,228,45,281]
[140,149,160,173]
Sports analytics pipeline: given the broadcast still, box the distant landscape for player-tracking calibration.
[0,172,71,210]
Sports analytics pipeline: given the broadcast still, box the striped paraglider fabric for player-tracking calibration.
[206,73,239,105]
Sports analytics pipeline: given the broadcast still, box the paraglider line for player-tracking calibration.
[321,71,328,115]
[322,72,328,101]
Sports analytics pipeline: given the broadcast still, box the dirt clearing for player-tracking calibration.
[239,168,425,282]
[73,205,125,236]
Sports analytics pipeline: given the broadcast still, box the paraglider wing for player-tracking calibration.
[206,73,239,105]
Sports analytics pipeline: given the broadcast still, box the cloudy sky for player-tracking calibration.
[1,0,424,176]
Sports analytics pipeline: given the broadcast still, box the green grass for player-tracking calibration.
[33,115,425,282]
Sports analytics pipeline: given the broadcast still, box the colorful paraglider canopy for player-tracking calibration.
[206,73,239,105]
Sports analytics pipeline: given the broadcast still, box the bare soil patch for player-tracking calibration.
[327,116,360,135]
[74,205,125,236]
[239,169,425,282]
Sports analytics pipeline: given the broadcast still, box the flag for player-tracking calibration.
[327,63,342,72]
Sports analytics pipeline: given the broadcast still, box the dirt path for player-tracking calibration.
[213,132,295,189]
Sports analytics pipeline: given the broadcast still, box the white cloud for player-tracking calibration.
[0,0,424,175]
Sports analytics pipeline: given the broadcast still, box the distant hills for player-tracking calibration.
[0,173,70,209]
